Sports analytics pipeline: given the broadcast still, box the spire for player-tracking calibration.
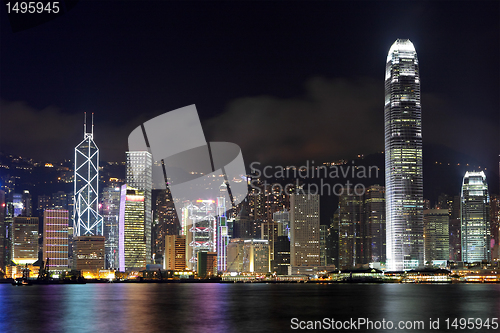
[84,112,87,136]
[91,113,94,136]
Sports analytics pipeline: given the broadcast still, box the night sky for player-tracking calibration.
[1,1,498,189]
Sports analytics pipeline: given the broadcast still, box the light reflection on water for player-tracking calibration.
[0,283,499,333]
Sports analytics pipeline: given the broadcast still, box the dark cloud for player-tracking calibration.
[0,99,147,162]
[204,77,383,165]
[204,76,499,173]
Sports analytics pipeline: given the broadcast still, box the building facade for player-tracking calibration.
[164,235,186,271]
[423,209,449,263]
[338,193,365,269]
[43,209,69,271]
[384,39,424,271]
[101,185,122,269]
[364,185,386,264]
[290,193,320,267]
[73,235,105,272]
[12,216,39,265]
[125,151,153,267]
[119,185,148,271]
[461,171,490,263]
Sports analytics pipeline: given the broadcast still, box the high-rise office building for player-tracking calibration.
[74,113,103,236]
[461,171,490,263]
[12,216,39,265]
[272,235,290,275]
[338,193,366,269]
[37,195,51,216]
[449,195,462,261]
[384,39,424,271]
[73,235,105,272]
[126,151,153,266]
[183,200,216,271]
[43,209,69,270]
[490,194,500,260]
[216,196,229,273]
[22,190,32,217]
[119,185,148,271]
[290,193,320,267]
[0,190,5,271]
[319,225,328,266]
[327,210,340,269]
[164,235,186,270]
[152,188,179,265]
[364,185,386,264]
[101,184,122,269]
[12,193,23,217]
[423,209,449,263]
[274,210,290,239]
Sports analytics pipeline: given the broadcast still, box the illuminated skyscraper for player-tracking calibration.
[384,39,423,271]
[461,171,490,263]
[43,209,69,270]
[338,193,365,269]
[164,235,186,270]
[364,185,386,264]
[216,196,229,272]
[0,190,6,271]
[101,184,122,269]
[125,151,153,266]
[423,209,449,263]
[119,185,148,271]
[290,193,320,267]
[12,217,39,265]
[74,113,103,236]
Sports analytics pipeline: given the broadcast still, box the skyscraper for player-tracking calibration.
[12,216,39,265]
[449,195,462,261]
[119,185,148,271]
[290,193,320,267]
[43,209,69,271]
[461,171,490,263]
[423,209,449,263]
[490,194,500,260]
[384,39,424,271]
[125,151,153,266]
[364,185,386,264]
[74,113,103,236]
[0,190,6,271]
[338,193,365,269]
[101,184,122,269]
[164,235,186,270]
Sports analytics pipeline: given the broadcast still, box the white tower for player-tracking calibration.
[74,113,103,236]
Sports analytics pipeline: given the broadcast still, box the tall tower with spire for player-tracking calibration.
[74,113,103,236]
[384,39,424,271]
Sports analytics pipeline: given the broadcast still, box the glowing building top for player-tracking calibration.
[461,171,490,263]
[384,39,423,271]
[74,113,103,236]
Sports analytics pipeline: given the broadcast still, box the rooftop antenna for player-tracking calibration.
[91,113,94,136]
[84,112,87,135]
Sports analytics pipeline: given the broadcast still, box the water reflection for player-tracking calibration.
[1,283,499,333]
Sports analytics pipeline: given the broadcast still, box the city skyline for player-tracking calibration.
[1,3,499,332]
[0,2,499,276]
